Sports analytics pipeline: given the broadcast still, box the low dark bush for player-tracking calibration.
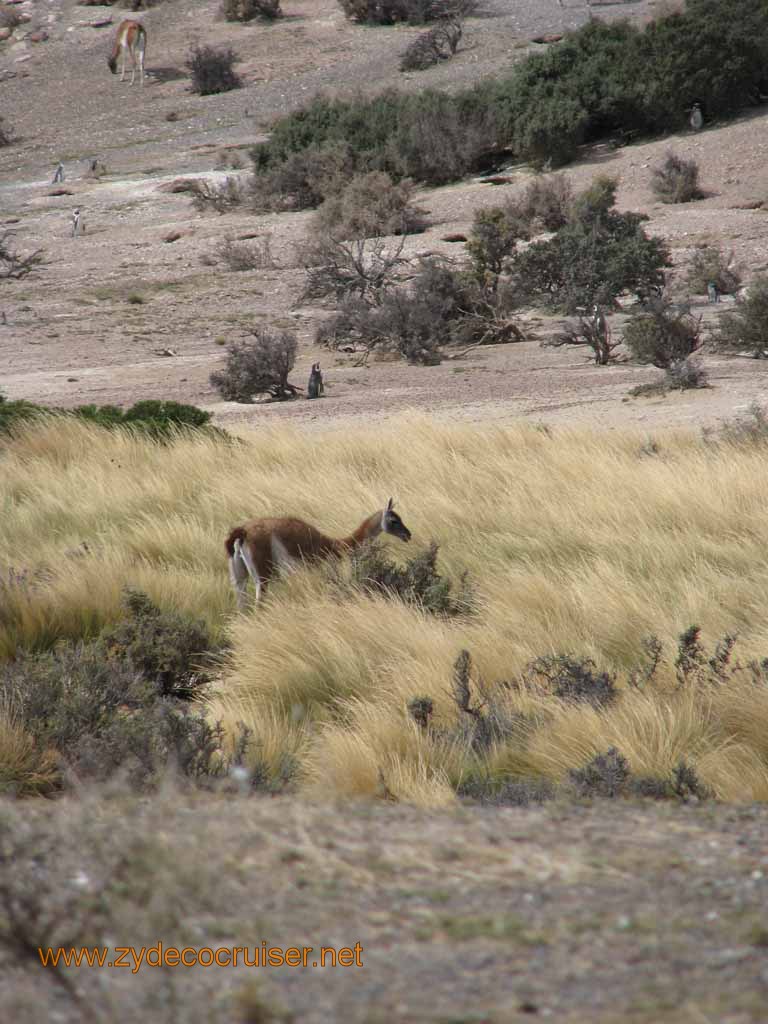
[623,297,702,368]
[526,654,618,708]
[570,747,631,798]
[99,590,214,701]
[339,540,476,616]
[338,0,474,25]
[222,0,281,21]
[210,329,300,401]
[0,591,232,792]
[186,45,241,96]
[650,151,702,204]
[710,276,768,357]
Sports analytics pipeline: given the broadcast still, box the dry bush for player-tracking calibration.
[546,312,619,366]
[310,171,427,240]
[190,176,245,213]
[684,246,740,296]
[210,329,299,401]
[216,235,276,271]
[622,297,703,368]
[519,173,573,231]
[300,234,407,303]
[251,142,354,212]
[0,6,21,28]
[710,275,768,357]
[0,118,12,147]
[0,232,43,280]
[650,151,702,203]
[186,45,241,95]
[222,0,281,20]
[400,18,462,72]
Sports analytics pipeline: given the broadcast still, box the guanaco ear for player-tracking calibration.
[386,498,394,513]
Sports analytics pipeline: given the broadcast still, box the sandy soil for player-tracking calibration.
[2,792,768,1023]
[3,0,768,434]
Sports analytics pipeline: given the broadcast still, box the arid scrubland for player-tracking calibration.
[3,414,768,805]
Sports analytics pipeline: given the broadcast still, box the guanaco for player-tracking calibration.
[107,20,147,86]
[225,499,411,608]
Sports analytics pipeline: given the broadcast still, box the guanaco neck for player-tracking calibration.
[334,511,384,553]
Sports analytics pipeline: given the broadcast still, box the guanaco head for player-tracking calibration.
[381,498,411,543]
[107,55,118,74]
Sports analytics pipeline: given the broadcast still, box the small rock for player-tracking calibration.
[28,29,48,43]
[442,233,467,243]
[0,27,13,42]
[15,53,31,63]
[532,33,563,44]
[67,377,79,382]
[162,230,183,243]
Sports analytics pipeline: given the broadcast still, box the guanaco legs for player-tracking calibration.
[108,20,147,86]
[225,499,412,609]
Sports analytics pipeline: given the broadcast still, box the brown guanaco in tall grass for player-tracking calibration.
[225,499,411,609]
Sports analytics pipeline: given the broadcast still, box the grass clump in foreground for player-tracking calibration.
[0,393,225,443]
[4,414,768,805]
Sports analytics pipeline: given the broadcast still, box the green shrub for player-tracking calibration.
[310,171,427,240]
[0,231,43,279]
[623,298,703,368]
[210,329,299,401]
[466,207,525,280]
[650,151,702,203]
[684,246,740,296]
[186,45,241,96]
[511,177,670,312]
[0,394,218,442]
[710,276,768,357]
[253,2,768,190]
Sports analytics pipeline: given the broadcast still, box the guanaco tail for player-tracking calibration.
[108,20,147,86]
[225,498,412,609]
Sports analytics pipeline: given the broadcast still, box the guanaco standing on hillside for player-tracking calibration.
[225,499,412,609]
[108,20,147,86]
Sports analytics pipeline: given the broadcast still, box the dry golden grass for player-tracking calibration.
[3,414,768,803]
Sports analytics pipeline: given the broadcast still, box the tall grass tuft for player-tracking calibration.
[5,415,768,802]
